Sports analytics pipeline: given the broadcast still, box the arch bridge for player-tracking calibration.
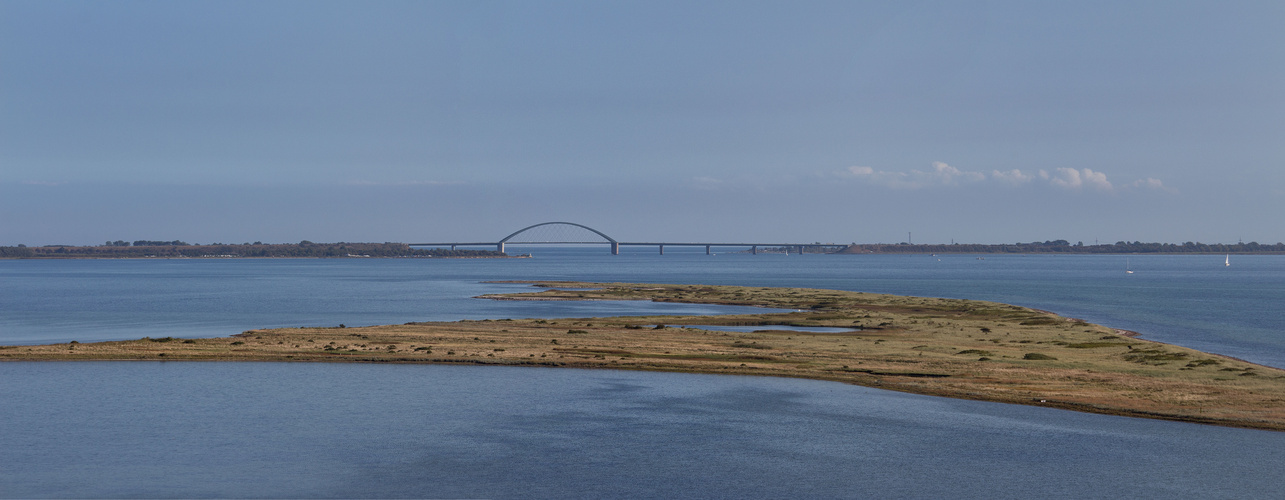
[410,222,845,255]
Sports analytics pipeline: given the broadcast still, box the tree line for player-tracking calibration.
[837,240,1285,254]
[0,242,508,259]
[103,240,191,247]
[6,239,1284,258]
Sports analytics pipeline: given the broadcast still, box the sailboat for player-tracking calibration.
[1226,254,1230,267]
[1126,258,1134,274]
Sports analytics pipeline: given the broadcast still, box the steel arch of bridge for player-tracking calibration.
[496,221,618,254]
[499,221,617,244]
[493,221,619,253]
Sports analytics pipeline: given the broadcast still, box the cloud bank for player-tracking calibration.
[841,162,985,189]
[842,163,1175,194]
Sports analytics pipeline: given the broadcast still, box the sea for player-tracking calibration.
[2,248,1283,498]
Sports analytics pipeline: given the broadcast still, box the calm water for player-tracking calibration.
[2,363,1283,499]
[2,250,1284,498]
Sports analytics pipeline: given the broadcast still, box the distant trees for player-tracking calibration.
[0,246,34,258]
[10,239,1285,259]
[838,241,1285,255]
[91,239,194,247]
[1,242,508,259]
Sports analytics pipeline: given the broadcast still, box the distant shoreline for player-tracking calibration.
[831,240,1285,255]
[6,239,1284,258]
[0,242,517,259]
[0,256,529,260]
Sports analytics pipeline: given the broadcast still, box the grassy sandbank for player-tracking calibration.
[4,281,1283,430]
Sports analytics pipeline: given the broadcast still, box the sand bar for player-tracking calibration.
[4,281,1283,430]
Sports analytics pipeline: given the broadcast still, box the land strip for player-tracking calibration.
[835,241,1285,254]
[4,281,1283,430]
[0,242,513,259]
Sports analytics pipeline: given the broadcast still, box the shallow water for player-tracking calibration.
[2,362,1282,499]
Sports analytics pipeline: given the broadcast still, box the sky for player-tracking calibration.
[2,0,1283,246]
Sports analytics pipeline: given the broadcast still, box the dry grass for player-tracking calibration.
[5,281,1283,430]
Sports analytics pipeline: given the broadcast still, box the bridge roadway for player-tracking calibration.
[409,241,846,255]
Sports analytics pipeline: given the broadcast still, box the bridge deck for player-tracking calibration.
[410,241,846,256]
[408,222,845,255]
[409,242,844,248]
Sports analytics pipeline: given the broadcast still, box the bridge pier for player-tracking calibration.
[450,245,456,251]
[705,245,711,255]
[752,245,758,255]
[659,244,664,255]
[611,242,619,255]
[497,242,505,253]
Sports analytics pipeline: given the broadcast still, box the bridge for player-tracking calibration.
[409,222,847,255]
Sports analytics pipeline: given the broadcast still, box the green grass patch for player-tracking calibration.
[1123,349,1189,363]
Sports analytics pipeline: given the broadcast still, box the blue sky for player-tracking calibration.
[2,0,1282,246]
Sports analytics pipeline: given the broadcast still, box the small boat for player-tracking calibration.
[1126,258,1134,274]
[1226,254,1230,267]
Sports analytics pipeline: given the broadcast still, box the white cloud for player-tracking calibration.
[928,161,985,184]
[1082,168,1113,191]
[844,165,915,188]
[991,169,1033,185]
[1048,168,1081,189]
[1049,168,1113,192]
